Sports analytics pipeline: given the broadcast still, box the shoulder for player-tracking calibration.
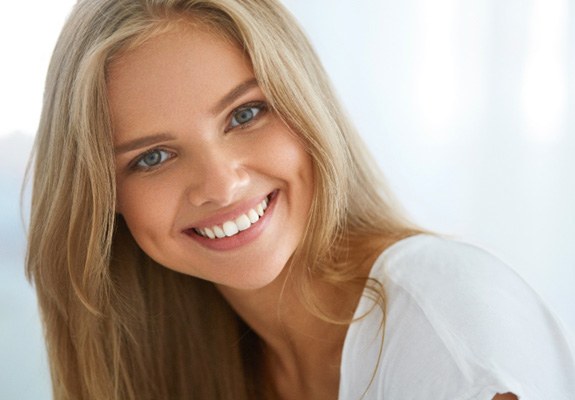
[374,234,573,355]
[346,234,575,399]
[376,233,520,290]
[373,234,550,325]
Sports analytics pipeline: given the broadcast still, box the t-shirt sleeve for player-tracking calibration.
[381,235,575,400]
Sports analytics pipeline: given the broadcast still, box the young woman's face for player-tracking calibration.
[109,24,314,290]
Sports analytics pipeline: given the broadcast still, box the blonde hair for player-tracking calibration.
[26,0,419,398]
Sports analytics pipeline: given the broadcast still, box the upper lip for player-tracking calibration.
[182,191,274,230]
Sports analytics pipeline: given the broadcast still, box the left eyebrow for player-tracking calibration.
[210,78,259,116]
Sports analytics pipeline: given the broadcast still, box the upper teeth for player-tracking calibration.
[195,197,269,239]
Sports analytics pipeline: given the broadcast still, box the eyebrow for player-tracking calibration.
[114,78,259,154]
[210,78,259,115]
[114,132,175,154]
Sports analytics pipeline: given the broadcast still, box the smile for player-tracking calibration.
[192,194,271,239]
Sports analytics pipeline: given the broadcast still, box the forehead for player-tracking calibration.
[106,21,254,136]
[107,21,249,95]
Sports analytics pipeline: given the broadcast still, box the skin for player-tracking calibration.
[109,22,344,398]
[108,20,518,400]
[110,24,314,291]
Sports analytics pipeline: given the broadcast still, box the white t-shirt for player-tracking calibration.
[339,234,575,400]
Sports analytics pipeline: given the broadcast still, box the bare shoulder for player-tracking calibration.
[492,394,518,400]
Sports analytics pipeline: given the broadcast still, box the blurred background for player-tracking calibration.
[1,0,573,398]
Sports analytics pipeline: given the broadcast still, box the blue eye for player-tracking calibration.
[229,103,265,129]
[134,149,172,170]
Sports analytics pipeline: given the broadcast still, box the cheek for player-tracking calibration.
[258,127,314,187]
[116,178,142,218]
[115,177,176,241]
[283,139,314,198]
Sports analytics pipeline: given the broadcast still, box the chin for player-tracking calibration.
[215,256,294,292]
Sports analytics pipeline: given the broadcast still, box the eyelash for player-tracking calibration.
[128,101,268,172]
[129,148,174,172]
[225,101,268,132]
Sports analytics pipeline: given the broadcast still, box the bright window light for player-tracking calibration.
[522,0,568,143]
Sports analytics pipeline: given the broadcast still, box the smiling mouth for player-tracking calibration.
[191,192,276,240]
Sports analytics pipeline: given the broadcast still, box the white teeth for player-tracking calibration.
[247,209,259,223]
[204,227,215,239]
[195,196,272,239]
[236,214,251,231]
[223,221,239,236]
[256,204,264,216]
[213,225,226,238]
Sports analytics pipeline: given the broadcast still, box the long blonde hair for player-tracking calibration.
[26,0,418,398]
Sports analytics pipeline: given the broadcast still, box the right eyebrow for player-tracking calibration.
[114,132,175,154]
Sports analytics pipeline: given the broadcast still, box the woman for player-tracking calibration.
[26,0,574,399]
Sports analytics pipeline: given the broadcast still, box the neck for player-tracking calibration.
[216,260,355,353]
[215,237,389,399]
[217,265,354,399]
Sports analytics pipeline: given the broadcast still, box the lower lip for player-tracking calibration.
[184,191,278,251]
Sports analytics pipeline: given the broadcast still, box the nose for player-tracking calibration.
[186,147,250,207]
